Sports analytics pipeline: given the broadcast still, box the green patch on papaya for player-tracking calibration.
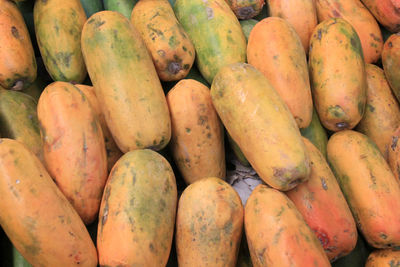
[366,104,374,113]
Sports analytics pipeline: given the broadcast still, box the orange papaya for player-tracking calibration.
[0,138,97,266]
[0,0,36,90]
[245,185,331,266]
[34,0,87,83]
[266,0,318,54]
[247,17,313,128]
[211,63,310,191]
[98,149,177,266]
[382,33,400,103]
[361,0,400,33]
[167,79,226,184]
[315,0,383,63]
[309,18,366,132]
[176,177,243,267]
[356,64,400,160]
[37,81,107,225]
[327,130,400,248]
[286,138,357,261]
[131,0,195,82]
[388,126,400,181]
[81,11,171,153]
[365,249,400,266]
[225,0,265,20]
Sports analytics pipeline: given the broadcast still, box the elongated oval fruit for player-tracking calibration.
[34,0,87,83]
[327,130,400,248]
[0,138,97,266]
[0,89,43,162]
[388,126,400,181]
[82,11,171,153]
[103,0,136,18]
[75,84,122,172]
[131,0,195,82]
[211,63,310,191]
[176,177,243,267]
[245,185,331,266]
[37,81,107,224]
[267,0,317,54]
[315,0,383,63]
[0,0,36,90]
[98,149,177,266]
[226,0,265,20]
[300,108,328,158]
[248,17,313,128]
[167,79,225,184]
[309,18,367,132]
[286,138,357,261]
[174,0,246,84]
[360,0,400,33]
[356,64,400,160]
[365,249,400,267]
[382,33,400,103]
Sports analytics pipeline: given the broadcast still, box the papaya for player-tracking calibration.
[361,0,400,33]
[75,84,122,172]
[34,0,87,83]
[211,63,310,191]
[300,108,328,158]
[315,0,383,64]
[0,0,36,90]
[12,245,32,267]
[37,81,107,225]
[20,75,46,102]
[266,0,317,54]
[225,0,265,20]
[103,0,137,18]
[382,33,400,103]
[227,132,250,167]
[167,79,226,184]
[174,0,246,84]
[80,0,103,18]
[309,18,366,132]
[248,17,313,129]
[0,138,97,266]
[356,64,400,160]
[245,185,331,266]
[327,130,400,248]
[365,249,400,266]
[286,138,357,261]
[176,177,243,267]
[82,11,171,153]
[98,149,177,266]
[239,19,258,43]
[388,126,400,181]
[131,0,195,82]
[0,89,43,162]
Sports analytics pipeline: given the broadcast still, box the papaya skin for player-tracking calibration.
[388,126,400,182]
[34,0,87,83]
[286,138,357,261]
[0,0,36,90]
[365,249,400,267]
[267,0,318,54]
[309,18,367,132]
[174,0,247,84]
[315,0,383,64]
[327,130,400,248]
[247,17,313,128]
[300,107,328,158]
[0,138,97,267]
[245,185,331,267]
[75,84,122,172]
[167,79,226,184]
[131,0,195,82]
[361,0,400,33]
[226,0,265,20]
[81,11,171,153]
[211,63,310,191]
[98,149,177,266]
[356,64,400,160]
[382,33,400,103]
[37,81,108,225]
[176,177,243,267]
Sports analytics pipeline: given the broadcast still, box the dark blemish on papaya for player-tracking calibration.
[94,20,105,29]
[207,133,212,139]
[182,46,187,52]
[288,178,302,188]
[367,104,375,113]
[198,115,207,125]
[147,25,164,36]
[320,177,328,190]
[393,136,400,151]
[206,7,214,19]
[136,140,142,147]
[185,128,191,133]
[273,55,278,60]
[149,243,155,252]
[336,122,348,129]
[380,233,388,239]
[257,248,266,265]
[370,33,381,42]
[317,29,322,40]
[238,6,255,19]
[168,62,181,75]
[11,26,21,39]
[41,0,47,3]
[169,36,177,47]
[68,231,75,237]
[388,42,393,48]
[150,12,160,20]
[183,64,190,70]
[101,187,111,227]
[369,170,377,186]
[332,9,340,18]
[273,228,284,244]
[314,228,329,248]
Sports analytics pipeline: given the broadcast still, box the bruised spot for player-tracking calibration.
[149,243,155,252]
[391,136,398,151]
[206,7,214,19]
[367,104,375,113]
[168,62,181,75]
[388,42,393,48]
[314,228,330,248]
[370,33,381,42]
[380,233,388,239]
[317,29,322,40]
[94,20,105,28]
[238,6,255,19]
[101,187,111,227]
[320,177,328,190]
[332,9,340,17]
[336,122,348,129]
[198,115,207,125]
[11,26,21,39]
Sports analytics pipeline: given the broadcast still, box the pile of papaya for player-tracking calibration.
[1,0,400,266]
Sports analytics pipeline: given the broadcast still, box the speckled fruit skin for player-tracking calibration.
[328,130,400,249]
[365,249,400,267]
[382,33,400,104]
[176,177,243,267]
[309,18,367,132]
[0,138,97,267]
[97,149,177,266]
[361,0,400,33]
[226,0,265,20]
[388,126,400,182]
